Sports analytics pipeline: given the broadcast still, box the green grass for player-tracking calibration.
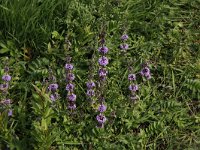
[0,0,200,149]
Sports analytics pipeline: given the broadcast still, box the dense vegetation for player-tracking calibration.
[0,0,200,149]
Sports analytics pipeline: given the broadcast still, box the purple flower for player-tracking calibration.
[98,56,109,66]
[129,84,138,92]
[96,114,107,124]
[121,34,129,41]
[128,74,136,81]
[1,99,11,105]
[4,66,9,72]
[141,67,150,76]
[66,73,75,81]
[68,103,76,110]
[8,109,13,116]
[87,89,95,97]
[98,104,107,112]
[66,83,75,91]
[68,93,76,101]
[2,75,11,82]
[50,93,59,101]
[48,83,58,92]
[120,43,129,50]
[86,81,95,89]
[98,68,108,77]
[0,83,9,90]
[65,64,73,70]
[98,46,108,54]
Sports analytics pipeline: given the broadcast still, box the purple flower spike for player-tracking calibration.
[87,89,95,97]
[68,104,76,110]
[128,74,136,81]
[48,83,58,92]
[8,109,13,116]
[98,104,107,112]
[129,84,139,92]
[66,73,75,81]
[98,56,109,66]
[66,83,75,91]
[86,81,95,89]
[2,75,11,82]
[68,93,76,101]
[121,34,129,41]
[96,114,107,124]
[141,67,150,76]
[120,43,129,50]
[65,64,73,70]
[98,46,109,54]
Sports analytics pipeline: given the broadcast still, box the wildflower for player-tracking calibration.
[8,109,13,116]
[140,67,150,76]
[100,39,106,45]
[50,93,59,102]
[121,34,129,41]
[98,104,107,112]
[2,75,11,82]
[98,56,109,66]
[86,81,95,89]
[96,114,107,124]
[48,84,58,92]
[68,93,76,102]
[87,89,95,97]
[98,68,108,77]
[1,99,11,105]
[129,84,139,92]
[120,43,129,50]
[66,83,75,91]
[128,74,136,81]
[65,64,73,70]
[68,103,76,110]
[98,46,109,54]
[66,73,75,81]
[0,83,9,91]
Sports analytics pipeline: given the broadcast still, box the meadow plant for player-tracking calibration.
[65,56,76,110]
[0,0,199,149]
[96,31,109,128]
[48,69,59,102]
[120,34,129,52]
[0,59,12,116]
[128,64,139,102]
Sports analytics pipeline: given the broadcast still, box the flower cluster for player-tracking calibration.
[140,63,151,80]
[96,98,107,128]
[48,69,59,102]
[65,56,76,110]
[119,34,129,51]
[128,66,139,102]
[86,80,95,101]
[0,61,12,116]
[127,61,152,102]
[96,32,109,128]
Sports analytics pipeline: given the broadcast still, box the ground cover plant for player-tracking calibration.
[0,0,200,149]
